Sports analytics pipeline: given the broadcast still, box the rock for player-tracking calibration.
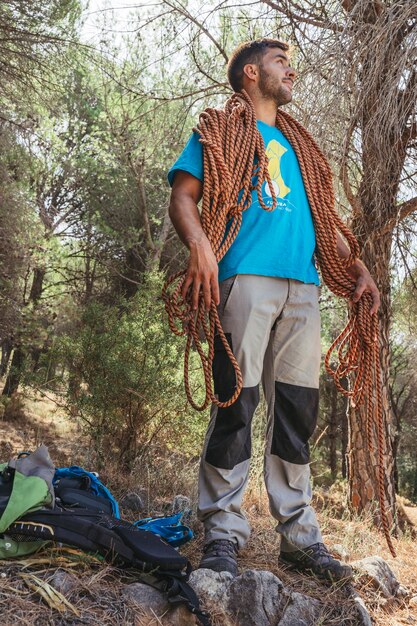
[122,582,169,613]
[120,491,144,511]
[49,570,77,595]
[331,543,350,561]
[122,583,196,625]
[352,556,400,598]
[172,495,191,513]
[165,605,197,626]
[409,595,417,607]
[350,591,373,626]
[277,591,321,626]
[189,568,328,626]
[397,585,409,598]
[227,570,285,626]
[189,568,232,610]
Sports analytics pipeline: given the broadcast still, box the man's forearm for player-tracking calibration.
[169,179,220,308]
[169,190,208,249]
[335,232,366,279]
[335,232,380,312]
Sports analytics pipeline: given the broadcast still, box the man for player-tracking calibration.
[167,39,380,582]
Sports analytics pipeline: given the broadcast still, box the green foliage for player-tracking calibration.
[397,422,417,502]
[390,278,417,502]
[54,272,207,468]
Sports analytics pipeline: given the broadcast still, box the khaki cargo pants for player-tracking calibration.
[198,274,323,552]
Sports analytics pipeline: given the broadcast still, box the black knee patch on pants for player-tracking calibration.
[206,334,259,470]
[205,386,259,469]
[212,333,235,403]
[271,381,318,465]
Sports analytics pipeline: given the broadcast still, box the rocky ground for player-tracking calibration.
[1,392,417,625]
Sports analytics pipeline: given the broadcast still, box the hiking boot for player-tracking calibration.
[199,539,238,577]
[279,542,353,583]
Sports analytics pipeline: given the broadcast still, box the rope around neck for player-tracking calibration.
[162,90,395,556]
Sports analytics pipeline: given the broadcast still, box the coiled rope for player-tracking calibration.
[162,90,395,556]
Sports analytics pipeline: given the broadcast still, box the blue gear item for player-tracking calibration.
[134,512,193,547]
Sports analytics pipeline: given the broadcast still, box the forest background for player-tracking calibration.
[0,0,416,526]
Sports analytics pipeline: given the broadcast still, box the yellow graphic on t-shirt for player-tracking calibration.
[265,139,291,199]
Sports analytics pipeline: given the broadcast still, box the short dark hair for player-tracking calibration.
[227,38,290,92]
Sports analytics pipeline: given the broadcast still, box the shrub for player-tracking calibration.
[55,271,207,468]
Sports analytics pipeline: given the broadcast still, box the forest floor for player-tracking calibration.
[0,391,417,625]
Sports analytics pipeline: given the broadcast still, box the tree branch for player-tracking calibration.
[339,116,362,220]
[261,0,343,32]
[398,196,417,222]
[162,0,229,63]
[378,196,417,236]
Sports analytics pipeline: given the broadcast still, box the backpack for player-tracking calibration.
[0,445,54,533]
[53,467,193,547]
[53,466,120,517]
[0,447,210,626]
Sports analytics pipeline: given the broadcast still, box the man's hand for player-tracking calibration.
[181,236,220,311]
[348,261,380,315]
[336,232,380,315]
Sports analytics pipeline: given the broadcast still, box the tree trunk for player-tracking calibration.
[3,267,46,395]
[0,337,13,378]
[328,382,338,480]
[151,207,172,270]
[29,268,45,303]
[341,398,348,479]
[2,347,24,396]
[392,430,400,494]
[119,246,143,299]
[347,231,396,528]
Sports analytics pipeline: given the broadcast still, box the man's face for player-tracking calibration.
[257,48,296,106]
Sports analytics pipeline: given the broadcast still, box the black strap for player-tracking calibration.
[113,523,188,571]
[9,507,211,625]
[56,487,113,515]
[164,575,212,626]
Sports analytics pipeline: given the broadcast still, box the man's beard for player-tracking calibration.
[258,65,292,107]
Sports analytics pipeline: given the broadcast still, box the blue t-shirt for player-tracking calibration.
[168,120,319,285]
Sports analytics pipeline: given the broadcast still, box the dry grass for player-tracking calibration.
[241,487,417,626]
[1,392,417,625]
[0,554,166,625]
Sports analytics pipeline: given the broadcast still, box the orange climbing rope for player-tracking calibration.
[162,90,395,556]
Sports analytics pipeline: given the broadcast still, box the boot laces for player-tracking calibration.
[203,539,237,558]
[303,543,335,564]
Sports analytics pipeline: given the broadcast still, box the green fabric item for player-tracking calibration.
[0,470,52,533]
[0,535,49,559]
[9,445,55,501]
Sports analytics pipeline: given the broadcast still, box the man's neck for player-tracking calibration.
[251,97,278,127]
